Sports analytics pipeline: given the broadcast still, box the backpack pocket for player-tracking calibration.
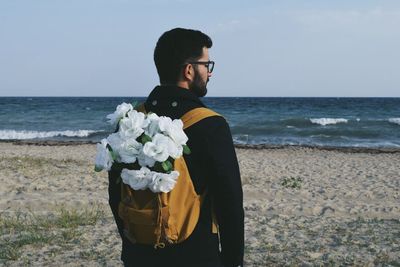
[119,201,158,244]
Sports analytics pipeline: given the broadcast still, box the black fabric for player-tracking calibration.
[108,85,244,267]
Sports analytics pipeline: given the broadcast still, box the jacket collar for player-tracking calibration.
[147,85,206,107]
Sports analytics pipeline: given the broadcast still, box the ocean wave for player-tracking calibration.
[280,118,308,127]
[310,118,348,126]
[388,118,400,125]
[0,130,101,140]
[233,134,250,144]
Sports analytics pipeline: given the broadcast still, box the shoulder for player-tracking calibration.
[184,110,231,137]
[144,99,204,119]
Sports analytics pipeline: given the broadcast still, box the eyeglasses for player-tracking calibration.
[185,61,215,73]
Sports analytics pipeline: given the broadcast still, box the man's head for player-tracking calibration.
[154,28,213,97]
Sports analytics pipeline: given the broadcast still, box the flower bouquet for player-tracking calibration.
[94,102,190,193]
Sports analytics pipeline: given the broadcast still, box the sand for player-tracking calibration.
[0,142,399,266]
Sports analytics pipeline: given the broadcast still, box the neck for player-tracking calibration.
[176,81,190,90]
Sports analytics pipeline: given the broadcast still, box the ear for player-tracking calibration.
[182,64,195,82]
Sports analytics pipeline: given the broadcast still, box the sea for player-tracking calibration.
[0,97,399,148]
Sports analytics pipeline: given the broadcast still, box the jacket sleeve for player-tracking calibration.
[206,117,244,267]
[108,168,125,239]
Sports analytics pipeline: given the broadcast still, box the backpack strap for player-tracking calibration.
[181,107,221,235]
[181,107,221,129]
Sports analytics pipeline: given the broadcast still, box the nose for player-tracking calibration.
[208,72,212,78]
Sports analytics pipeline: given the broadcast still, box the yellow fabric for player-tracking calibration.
[181,107,221,129]
[135,103,146,113]
[118,105,221,247]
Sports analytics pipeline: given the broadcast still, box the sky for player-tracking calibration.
[1,0,400,97]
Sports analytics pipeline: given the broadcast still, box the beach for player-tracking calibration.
[0,142,399,266]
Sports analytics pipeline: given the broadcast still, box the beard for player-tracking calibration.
[189,70,208,97]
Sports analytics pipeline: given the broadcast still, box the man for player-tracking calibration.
[108,28,244,267]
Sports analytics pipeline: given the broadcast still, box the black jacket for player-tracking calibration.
[108,85,244,267]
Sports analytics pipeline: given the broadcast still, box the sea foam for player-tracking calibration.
[388,118,400,126]
[0,130,98,140]
[310,118,348,126]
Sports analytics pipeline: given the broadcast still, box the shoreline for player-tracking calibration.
[2,139,400,154]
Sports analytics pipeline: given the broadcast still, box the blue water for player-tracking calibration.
[0,97,399,148]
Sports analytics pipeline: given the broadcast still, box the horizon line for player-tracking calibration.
[1,96,400,98]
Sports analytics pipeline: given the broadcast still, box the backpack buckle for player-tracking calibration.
[154,242,166,249]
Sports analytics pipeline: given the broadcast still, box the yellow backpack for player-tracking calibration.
[118,105,220,249]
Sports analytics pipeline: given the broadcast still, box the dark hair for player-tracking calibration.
[154,28,212,84]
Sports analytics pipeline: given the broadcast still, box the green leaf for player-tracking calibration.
[183,145,191,155]
[141,134,152,144]
[161,160,173,172]
[106,144,117,160]
[161,162,168,172]
[94,166,103,172]
[166,160,173,170]
[109,150,118,161]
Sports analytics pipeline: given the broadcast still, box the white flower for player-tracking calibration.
[118,138,143,164]
[145,113,161,137]
[148,171,179,193]
[96,102,188,195]
[106,132,143,164]
[94,139,113,171]
[106,103,133,126]
[142,133,170,162]
[159,117,188,145]
[170,119,188,145]
[106,133,124,161]
[166,137,183,159]
[119,110,149,139]
[158,116,173,133]
[121,167,152,190]
[137,150,156,168]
